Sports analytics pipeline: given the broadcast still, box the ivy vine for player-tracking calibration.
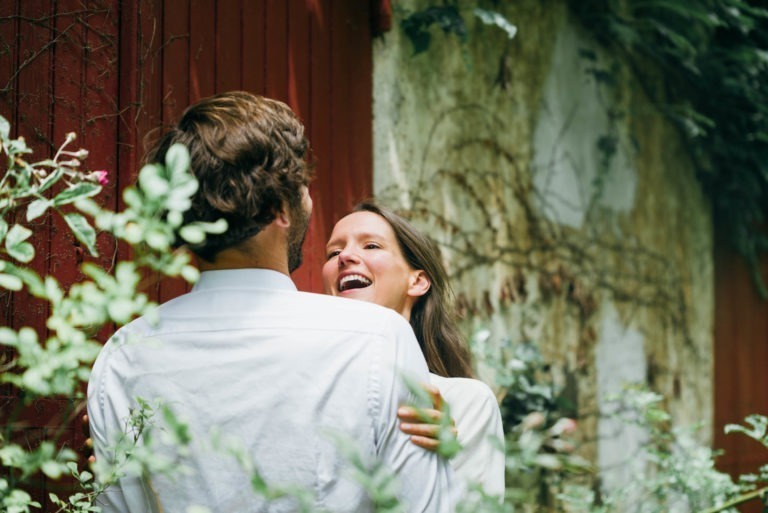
[400,0,768,296]
[567,0,768,295]
[399,1,517,55]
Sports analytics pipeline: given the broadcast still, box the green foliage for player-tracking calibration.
[399,1,516,55]
[567,0,768,295]
[401,372,463,458]
[0,116,224,512]
[471,329,768,513]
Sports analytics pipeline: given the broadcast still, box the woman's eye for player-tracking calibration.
[364,243,381,250]
[326,249,341,260]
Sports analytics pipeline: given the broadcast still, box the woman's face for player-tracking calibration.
[322,211,429,320]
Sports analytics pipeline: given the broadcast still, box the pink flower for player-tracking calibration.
[87,170,109,186]
[520,411,546,431]
[550,417,578,436]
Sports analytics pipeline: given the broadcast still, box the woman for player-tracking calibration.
[322,200,505,498]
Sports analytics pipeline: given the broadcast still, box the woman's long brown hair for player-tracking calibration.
[353,201,475,378]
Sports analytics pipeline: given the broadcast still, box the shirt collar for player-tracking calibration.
[192,269,298,292]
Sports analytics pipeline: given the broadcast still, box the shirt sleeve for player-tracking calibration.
[373,311,458,512]
[87,334,160,513]
[448,379,506,500]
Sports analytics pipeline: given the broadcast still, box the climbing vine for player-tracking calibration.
[400,0,768,295]
[567,0,768,294]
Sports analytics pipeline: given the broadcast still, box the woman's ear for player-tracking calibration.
[407,270,431,299]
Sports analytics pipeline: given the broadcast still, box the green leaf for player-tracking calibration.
[0,219,7,241]
[180,265,200,283]
[26,198,50,222]
[199,218,228,234]
[6,241,34,263]
[166,143,191,177]
[107,298,136,324]
[0,273,23,290]
[179,225,205,244]
[138,164,170,199]
[52,182,101,206]
[41,460,65,479]
[1,262,45,297]
[38,166,64,193]
[63,213,98,256]
[0,327,18,346]
[0,115,9,140]
[5,224,32,247]
[4,229,35,262]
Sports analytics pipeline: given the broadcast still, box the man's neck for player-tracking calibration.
[197,229,290,276]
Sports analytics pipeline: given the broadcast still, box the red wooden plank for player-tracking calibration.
[215,0,242,93]
[264,0,288,103]
[0,0,19,125]
[189,0,216,101]
[34,2,84,506]
[344,0,373,206]
[241,0,266,95]
[162,0,190,123]
[0,2,18,354]
[15,0,54,336]
[136,0,165,304]
[83,0,121,273]
[714,237,768,513]
[329,0,373,234]
[159,0,192,303]
[286,0,315,290]
[370,0,392,36]
[307,0,333,294]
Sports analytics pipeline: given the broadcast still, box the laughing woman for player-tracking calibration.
[322,200,505,499]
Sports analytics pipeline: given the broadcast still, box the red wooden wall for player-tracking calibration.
[714,241,768,512]
[1,0,375,506]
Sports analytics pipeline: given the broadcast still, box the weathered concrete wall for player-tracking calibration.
[373,0,713,477]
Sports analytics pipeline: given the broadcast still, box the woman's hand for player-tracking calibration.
[397,383,458,452]
[82,413,96,464]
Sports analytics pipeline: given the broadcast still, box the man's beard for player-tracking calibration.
[287,203,311,273]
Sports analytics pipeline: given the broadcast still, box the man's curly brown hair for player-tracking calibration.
[148,91,314,261]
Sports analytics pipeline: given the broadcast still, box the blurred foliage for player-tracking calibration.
[0,117,225,512]
[567,0,768,295]
[399,0,517,55]
[472,330,768,512]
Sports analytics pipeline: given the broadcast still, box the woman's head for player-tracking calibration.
[322,208,430,320]
[322,200,474,378]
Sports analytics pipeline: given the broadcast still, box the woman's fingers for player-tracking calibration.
[408,435,441,452]
[397,406,442,423]
[424,384,443,411]
[400,422,440,438]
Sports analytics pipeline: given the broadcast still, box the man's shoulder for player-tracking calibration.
[291,291,412,336]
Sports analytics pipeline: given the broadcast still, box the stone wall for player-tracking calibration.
[373,0,713,479]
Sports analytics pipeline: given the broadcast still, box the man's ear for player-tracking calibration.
[407,270,431,299]
[274,204,291,228]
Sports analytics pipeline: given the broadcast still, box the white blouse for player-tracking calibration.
[429,373,506,499]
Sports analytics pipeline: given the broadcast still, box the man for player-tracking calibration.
[87,92,455,512]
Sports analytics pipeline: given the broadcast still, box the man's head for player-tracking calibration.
[149,91,314,268]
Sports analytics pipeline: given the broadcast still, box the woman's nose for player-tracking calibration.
[337,248,359,267]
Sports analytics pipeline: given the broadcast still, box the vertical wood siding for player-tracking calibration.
[1,0,373,506]
[714,241,768,513]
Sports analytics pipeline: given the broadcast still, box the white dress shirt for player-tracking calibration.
[88,269,455,512]
[429,375,505,499]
